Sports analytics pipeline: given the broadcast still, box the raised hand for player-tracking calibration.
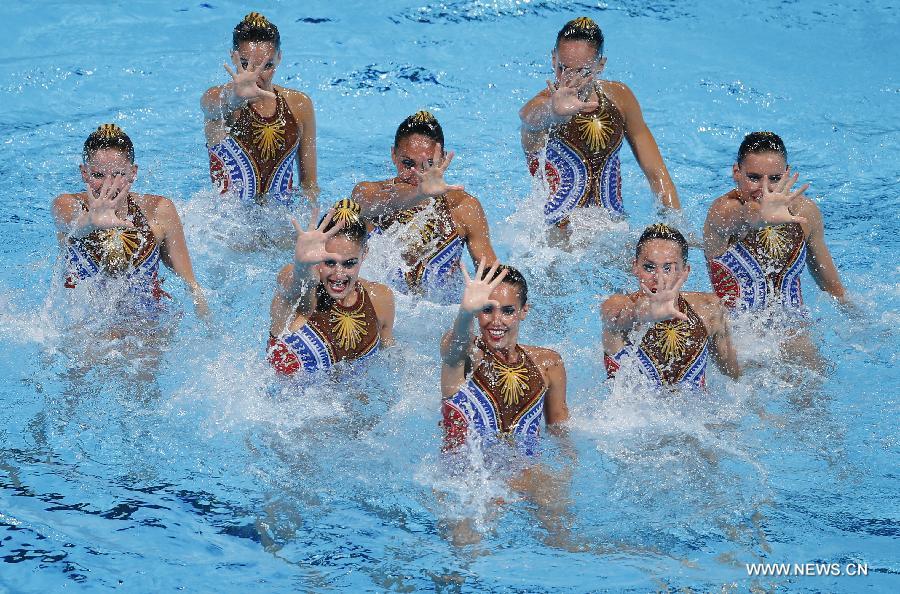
[223,51,276,104]
[82,175,133,230]
[460,259,508,314]
[754,168,809,227]
[637,267,689,324]
[546,71,599,118]
[290,207,345,266]
[414,143,465,197]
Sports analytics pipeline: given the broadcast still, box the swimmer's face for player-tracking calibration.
[478,283,529,351]
[552,40,605,92]
[733,151,788,201]
[233,41,281,90]
[633,239,689,293]
[391,134,442,186]
[80,148,137,195]
[316,235,366,301]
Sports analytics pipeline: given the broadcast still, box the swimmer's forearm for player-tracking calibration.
[519,95,570,131]
[443,308,476,365]
[202,84,245,120]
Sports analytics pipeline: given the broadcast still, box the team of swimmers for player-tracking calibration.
[51,13,849,461]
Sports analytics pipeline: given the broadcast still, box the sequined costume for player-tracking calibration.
[65,195,168,307]
[709,191,807,311]
[528,85,626,225]
[442,338,548,455]
[372,195,464,299]
[605,295,710,389]
[268,282,381,375]
[208,89,299,205]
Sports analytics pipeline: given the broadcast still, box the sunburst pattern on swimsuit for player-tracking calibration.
[98,227,141,272]
[251,118,285,161]
[758,225,788,258]
[492,359,530,407]
[331,306,367,351]
[576,110,612,152]
[656,319,691,361]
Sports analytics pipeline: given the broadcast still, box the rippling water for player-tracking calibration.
[1,1,898,592]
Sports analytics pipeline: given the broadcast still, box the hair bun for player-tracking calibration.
[569,16,598,31]
[96,123,125,139]
[331,198,362,225]
[410,110,437,125]
[242,11,271,28]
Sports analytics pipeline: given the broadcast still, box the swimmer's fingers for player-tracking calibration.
[779,170,800,195]
[487,260,507,288]
[789,182,809,202]
[672,309,689,322]
[319,208,342,236]
[460,260,472,284]
[672,268,689,294]
[231,51,244,72]
[546,80,557,95]
[290,216,303,236]
[223,62,237,80]
[439,149,455,172]
[474,258,486,282]
[307,207,320,231]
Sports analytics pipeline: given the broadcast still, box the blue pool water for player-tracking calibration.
[2,1,898,592]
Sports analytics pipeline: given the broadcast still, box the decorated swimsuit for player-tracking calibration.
[372,195,465,301]
[528,85,626,225]
[709,190,807,312]
[441,338,548,456]
[268,282,381,375]
[65,195,167,309]
[208,89,299,206]
[605,295,710,389]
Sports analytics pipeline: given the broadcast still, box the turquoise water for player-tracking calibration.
[2,1,898,592]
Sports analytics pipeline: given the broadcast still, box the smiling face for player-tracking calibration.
[633,239,689,293]
[391,133,440,186]
[80,148,137,196]
[477,282,529,351]
[552,39,605,94]
[732,150,788,202]
[234,41,280,90]
[315,235,366,301]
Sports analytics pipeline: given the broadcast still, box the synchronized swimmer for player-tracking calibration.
[50,13,851,538]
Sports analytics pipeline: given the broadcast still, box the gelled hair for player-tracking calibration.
[636,223,688,264]
[233,12,280,50]
[737,131,787,165]
[498,265,528,306]
[555,16,604,56]
[319,198,368,248]
[83,123,135,163]
[394,110,445,148]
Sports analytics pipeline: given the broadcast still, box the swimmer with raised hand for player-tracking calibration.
[520,16,680,226]
[352,111,496,301]
[268,200,395,375]
[602,224,740,388]
[202,12,318,206]
[440,261,568,454]
[53,124,208,316]
[705,131,847,313]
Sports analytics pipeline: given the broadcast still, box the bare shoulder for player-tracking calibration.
[683,291,722,310]
[276,263,295,288]
[135,194,175,218]
[277,86,314,114]
[446,188,481,212]
[522,344,564,368]
[53,192,83,212]
[603,80,638,106]
[796,195,824,228]
[601,292,633,317]
[352,180,386,198]
[360,279,394,305]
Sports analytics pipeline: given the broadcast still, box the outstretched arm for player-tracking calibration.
[156,197,208,317]
[615,83,680,209]
[709,303,741,379]
[803,201,848,304]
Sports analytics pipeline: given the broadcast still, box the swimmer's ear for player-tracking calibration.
[596,56,607,73]
[128,164,138,182]
[79,163,90,184]
[731,162,741,185]
[360,245,369,260]
[519,302,530,319]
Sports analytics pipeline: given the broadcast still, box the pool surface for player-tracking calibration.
[1,1,898,592]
